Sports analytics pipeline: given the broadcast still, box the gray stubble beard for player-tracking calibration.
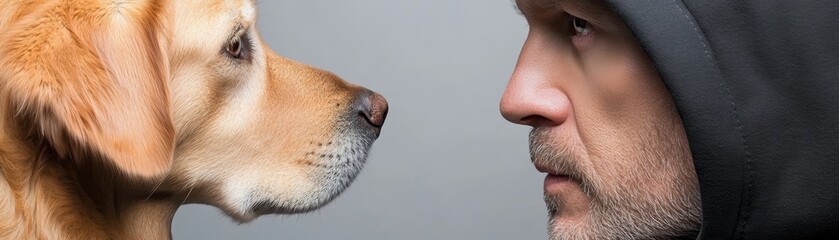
[531,129,701,240]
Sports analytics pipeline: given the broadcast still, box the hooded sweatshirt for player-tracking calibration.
[602,1,839,239]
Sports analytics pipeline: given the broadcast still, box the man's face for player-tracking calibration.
[501,0,702,239]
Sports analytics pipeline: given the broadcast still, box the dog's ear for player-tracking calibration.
[0,3,173,178]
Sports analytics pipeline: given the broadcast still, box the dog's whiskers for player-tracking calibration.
[146,178,167,201]
[181,185,195,205]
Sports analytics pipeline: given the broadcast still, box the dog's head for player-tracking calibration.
[0,0,386,221]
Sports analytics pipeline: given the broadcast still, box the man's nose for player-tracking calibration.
[500,41,570,127]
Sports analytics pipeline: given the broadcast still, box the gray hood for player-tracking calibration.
[603,1,839,239]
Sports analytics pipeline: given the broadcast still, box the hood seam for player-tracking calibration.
[668,1,754,239]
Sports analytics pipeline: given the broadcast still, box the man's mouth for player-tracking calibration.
[535,162,561,175]
[535,163,575,193]
[544,174,572,191]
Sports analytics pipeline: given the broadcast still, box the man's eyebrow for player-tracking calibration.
[514,0,563,17]
[515,0,621,26]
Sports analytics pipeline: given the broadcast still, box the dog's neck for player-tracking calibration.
[0,121,180,239]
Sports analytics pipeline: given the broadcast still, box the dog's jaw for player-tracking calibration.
[217,129,377,222]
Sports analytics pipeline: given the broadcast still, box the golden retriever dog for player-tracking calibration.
[0,0,388,239]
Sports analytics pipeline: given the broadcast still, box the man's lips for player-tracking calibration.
[535,162,574,193]
[535,162,568,177]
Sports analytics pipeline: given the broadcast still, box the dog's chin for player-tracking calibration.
[237,167,366,222]
[224,131,376,223]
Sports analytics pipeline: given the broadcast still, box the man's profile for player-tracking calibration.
[501,0,839,239]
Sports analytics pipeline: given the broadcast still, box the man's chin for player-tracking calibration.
[543,180,592,221]
[544,190,594,240]
[547,215,591,240]
[546,207,590,229]
[545,195,702,240]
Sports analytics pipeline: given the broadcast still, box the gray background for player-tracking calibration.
[172,1,545,239]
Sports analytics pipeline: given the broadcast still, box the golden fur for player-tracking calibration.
[0,0,386,239]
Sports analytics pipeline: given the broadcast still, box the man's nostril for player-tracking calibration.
[520,115,553,127]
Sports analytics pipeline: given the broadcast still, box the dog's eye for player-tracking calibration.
[224,34,251,60]
[225,37,243,59]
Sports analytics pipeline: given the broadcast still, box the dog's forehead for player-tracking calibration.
[168,0,257,51]
[191,0,255,24]
[224,0,256,25]
[240,0,255,23]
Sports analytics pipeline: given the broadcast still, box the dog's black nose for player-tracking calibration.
[355,89,388,128]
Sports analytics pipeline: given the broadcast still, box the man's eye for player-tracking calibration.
[572,16,592,36]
